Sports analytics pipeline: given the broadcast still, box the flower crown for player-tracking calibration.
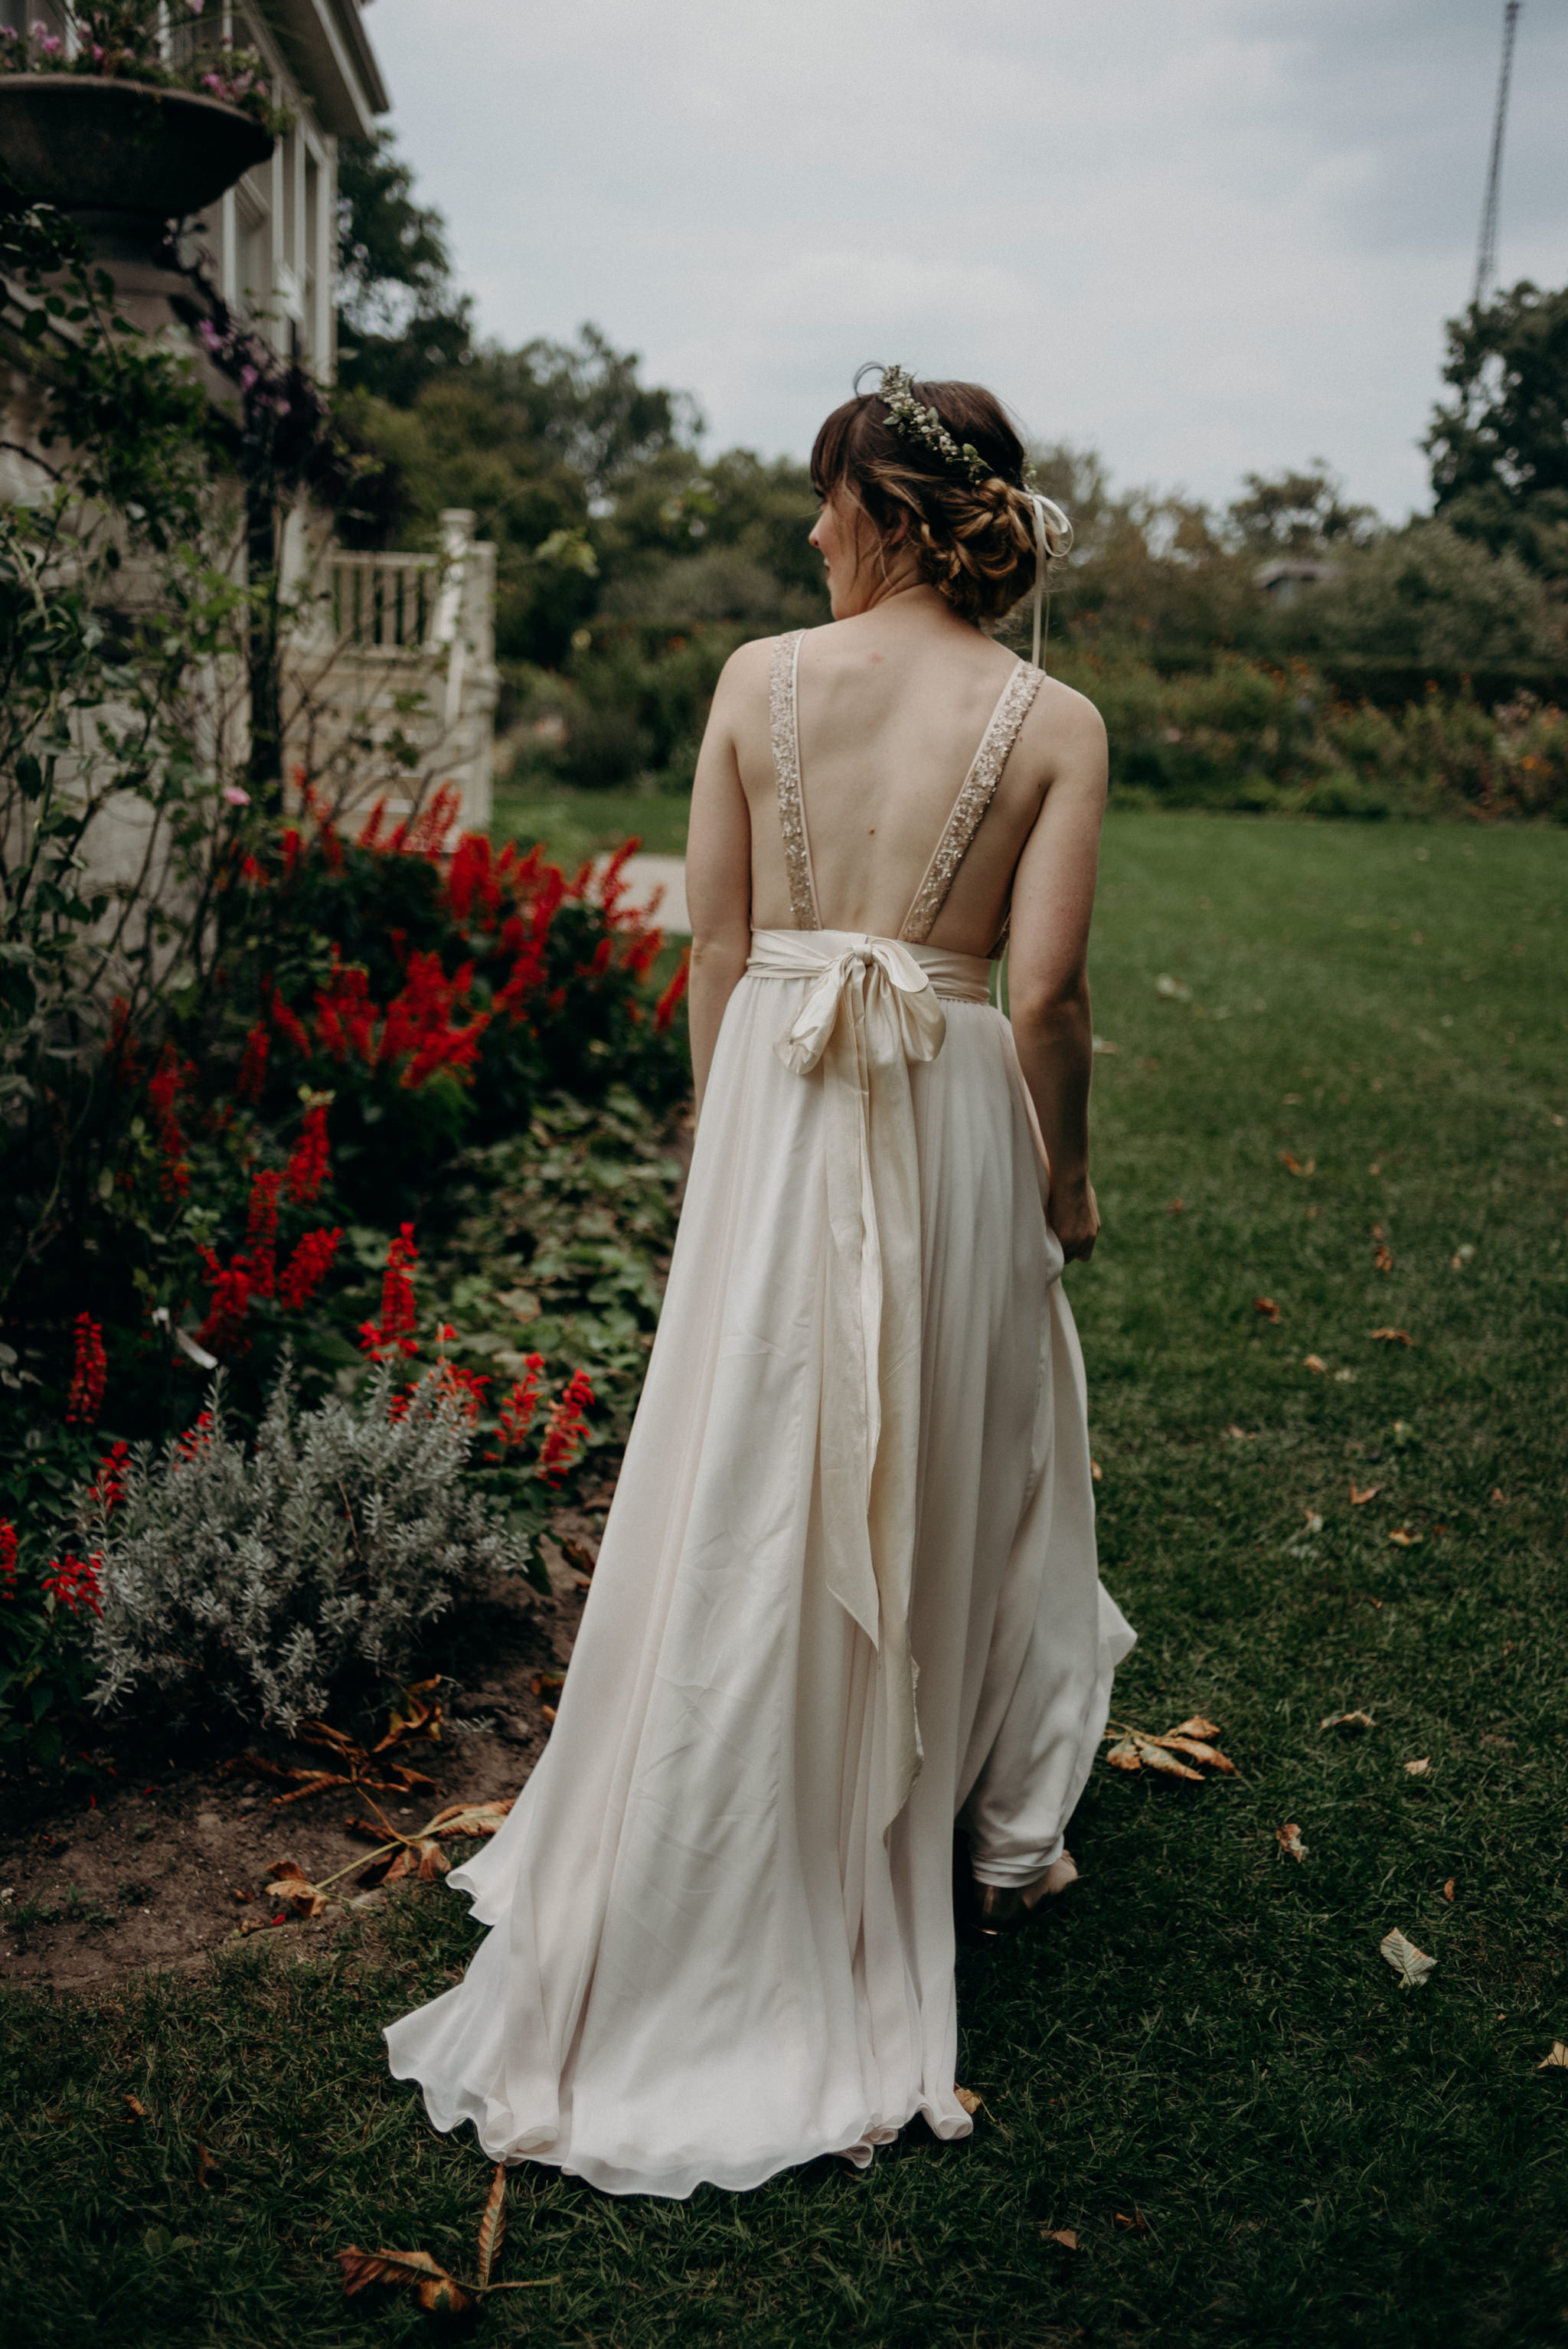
[876,364,994,484]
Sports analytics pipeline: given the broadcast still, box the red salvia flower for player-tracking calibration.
[284,1103,331,1205]
[66,1313,106,1423]
[282,825,303,882]
[107,996,142,1085]
[581,936,614,980]
[485,1354,545,1463]
[277,1226,341,1310]
[177,1412,214,1462]
[0,1519,17,1601]
[429,1359,489,1426]
[89,1441,130,1517]
[653,952,691,1032]
[147,1044,192,1196]
[265,978,313,1059]
[195,1252,254,1352]
[361,1224,420,1361]
[43,1553,103,1617]
[357,797,388,851]
[236,1021,270,1103]
[594,837,640,923]
[537,1368,595,1487]
[244,1170,283,1299]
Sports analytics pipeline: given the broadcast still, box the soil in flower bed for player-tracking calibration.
[0,1507,606,1991]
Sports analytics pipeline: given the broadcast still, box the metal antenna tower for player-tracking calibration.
[1473,0,1522,308]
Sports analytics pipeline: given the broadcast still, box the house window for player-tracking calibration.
[234,172,271,321]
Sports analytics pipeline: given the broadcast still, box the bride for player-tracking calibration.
[385,367,1135,2199]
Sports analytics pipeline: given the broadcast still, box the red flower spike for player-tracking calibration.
[0,1519,18,1601]
[89,1442,130,1517]
[284,1103,331,1205]
[147,1044,192,1197]
[244,1171,283,1299]
[485,1354,545,1462]
[43,1552,103,1618]
[278,1227,341,1311]
[236,1021,270,1103]
[653,952,691,1032]
[537,1368,595,1487]
[66,1313,106,1424]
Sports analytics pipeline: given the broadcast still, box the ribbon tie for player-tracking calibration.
[748,930,985,1827]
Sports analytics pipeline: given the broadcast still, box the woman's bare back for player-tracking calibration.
[727,606,1080,957]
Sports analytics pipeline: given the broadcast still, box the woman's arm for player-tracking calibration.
[1005,692,1109,1261]
[684,648,758,1119]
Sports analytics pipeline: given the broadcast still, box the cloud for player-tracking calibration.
[364,0,1563,518]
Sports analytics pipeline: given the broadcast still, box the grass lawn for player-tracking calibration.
[3,812,1565,2347]
[490,782,691,867]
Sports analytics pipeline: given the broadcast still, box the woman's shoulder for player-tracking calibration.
[1025,668,1106,750]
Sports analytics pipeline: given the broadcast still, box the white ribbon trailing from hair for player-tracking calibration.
[1028,493,1073,671]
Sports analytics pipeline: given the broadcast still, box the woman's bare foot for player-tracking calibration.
[968,1848,1078,1937]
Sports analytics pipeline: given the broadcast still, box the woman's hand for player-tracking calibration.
[1047,1174,1099,1263]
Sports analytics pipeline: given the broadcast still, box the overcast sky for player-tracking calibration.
[362,0,1567,521]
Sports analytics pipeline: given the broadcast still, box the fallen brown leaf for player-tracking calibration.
[476,2164,507,2292]
[1276,1821,1308,1863]
[1279,1152,1315,1177]
[1225,1423,1255,1440]
[1090,1459,1103,1482]
[263,1860,328,1919]
[1303,1354,1328,1374]
[383,1838,450,1885]
[1379,1928,1437,1988]
[529,1672,565,1700]
[1536,2042,1568,2070]
[1105,1736,1145,1772]
[1132,1740,1204,1783]
[1042,2226,1080,2250]
[1113,2209,1150,2233]
[557,1537,598,1580]
[426,1799,514,1839]
[1370,1327,1414,1345]
[953,2086,983,2116]
[1168,1197,1185,1214]
[1154,1734,1236,1774]
[335,2247,474,2318]
[1349,1482,1381,1505]
[1388,1528,1422,1547]
[1169,1714,1223,1740]
[122,2093,148,2121]
[1253,1297,1282,1323]
[1321,1710,1374,1733]
[194,2142,223,2191]
[1442,1878,1455,1902]
[1403,1757,1431,1776]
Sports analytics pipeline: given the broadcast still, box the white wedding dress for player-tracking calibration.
[385,632,1135,2198]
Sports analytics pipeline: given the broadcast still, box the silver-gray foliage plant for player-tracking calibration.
[87,1357,532,1730]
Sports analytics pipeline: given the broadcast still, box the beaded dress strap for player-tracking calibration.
[769,629,818,929]
[899,661,1044,946]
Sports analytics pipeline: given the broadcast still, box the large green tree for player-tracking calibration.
[335,130,472,405]
[1426,280,1568,577]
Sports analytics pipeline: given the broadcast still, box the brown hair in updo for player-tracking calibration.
[810,373,1046,626]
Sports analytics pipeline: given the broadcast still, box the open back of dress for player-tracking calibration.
[385,632,1135,2198]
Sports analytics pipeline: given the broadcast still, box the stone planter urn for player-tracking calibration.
[0,74,273,332]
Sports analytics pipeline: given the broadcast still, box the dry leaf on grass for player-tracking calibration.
[1090,1459,1103,1482]
[1253,1297,1282,1323]
[476,2164,507,2292]
[1389,1528,1422,1547]
[1403,1757,1431,1776]
[1442,1879,1455,1903]
[1370,1327,1414,1345]
[1279,1152,1315,1178]
[336,2247,474,2319]
[1350,1482,1381,1505]
[382,1839,450,1885]
[1168,1197,1186,1214]
[263,1860,328,1919]
[1321,1710,1374,1733]
[1225,1424,1256,1441]
[1372,1226,1394,1273]
[1113,2209,1150,2234]
[1104,1719,1233,1781]
[1042,2227,1080,2250]
[194,2142,224,2191]
[1536,2042,1568,2070]
[1276,1822,1308,1863]
[1302,1508,1324,1534]
[224,1686,443,1808]
[122,2094,148,2121]
[954,2086,984,2116]
[1303,1354,1328,1374]
[1380,1929,1437,1988]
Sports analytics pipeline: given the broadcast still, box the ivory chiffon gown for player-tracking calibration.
[385,631,1135,2198]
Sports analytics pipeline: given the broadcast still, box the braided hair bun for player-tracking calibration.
[810,374,1056,628]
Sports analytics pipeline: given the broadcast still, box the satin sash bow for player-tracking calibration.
[745,929,989,1827]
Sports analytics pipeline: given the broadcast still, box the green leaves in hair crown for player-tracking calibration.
[877,365,991,484]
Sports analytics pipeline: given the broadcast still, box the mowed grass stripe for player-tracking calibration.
[2,812,1564,2347]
